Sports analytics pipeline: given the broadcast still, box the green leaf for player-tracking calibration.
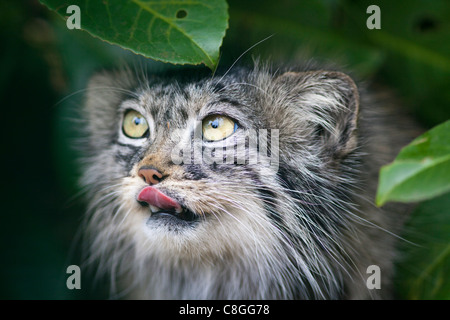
[394,193,450,299]
[40,0,229,70]
[376,120,450,206]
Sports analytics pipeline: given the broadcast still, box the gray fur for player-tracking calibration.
[78,63,418,299]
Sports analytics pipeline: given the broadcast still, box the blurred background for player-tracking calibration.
[0,0,448,299]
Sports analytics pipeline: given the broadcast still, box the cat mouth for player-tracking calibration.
[147,204,198,222]
[137,186,198,225]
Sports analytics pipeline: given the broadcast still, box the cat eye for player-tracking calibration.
[202,114,238,141]
[122,110,149,139]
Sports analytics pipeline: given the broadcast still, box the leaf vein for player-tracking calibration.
[130,0,214,67]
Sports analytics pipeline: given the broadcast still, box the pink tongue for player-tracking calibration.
[137,186,181,211]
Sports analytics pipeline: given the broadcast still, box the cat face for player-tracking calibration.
[80,66,360,297]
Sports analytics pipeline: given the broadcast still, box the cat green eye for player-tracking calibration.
[122,110,149,139]
[202,114,238,141]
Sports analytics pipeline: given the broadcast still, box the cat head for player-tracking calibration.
[80,64,360,296]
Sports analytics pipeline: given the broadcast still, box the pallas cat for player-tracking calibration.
[78,63,417,299]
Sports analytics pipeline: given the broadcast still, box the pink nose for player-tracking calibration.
[138,168,163,185]
[137,186,181,211]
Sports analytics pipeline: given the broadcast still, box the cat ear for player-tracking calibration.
[83,69,137,145]
[276,71,360,159]
[85,69,136,110]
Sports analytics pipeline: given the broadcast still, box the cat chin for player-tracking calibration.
[130,203,279,265]
[145,210,199,230]
[118,178,277,263]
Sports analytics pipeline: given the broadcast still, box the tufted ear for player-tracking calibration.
[276,70,360,159]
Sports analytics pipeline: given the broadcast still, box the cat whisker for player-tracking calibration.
[53,86,140,108]
[216,34,275,83]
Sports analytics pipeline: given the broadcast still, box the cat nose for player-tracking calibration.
[138,168,163,185]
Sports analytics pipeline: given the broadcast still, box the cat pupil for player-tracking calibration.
[133,117,142,126]
[210,118,219,129]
